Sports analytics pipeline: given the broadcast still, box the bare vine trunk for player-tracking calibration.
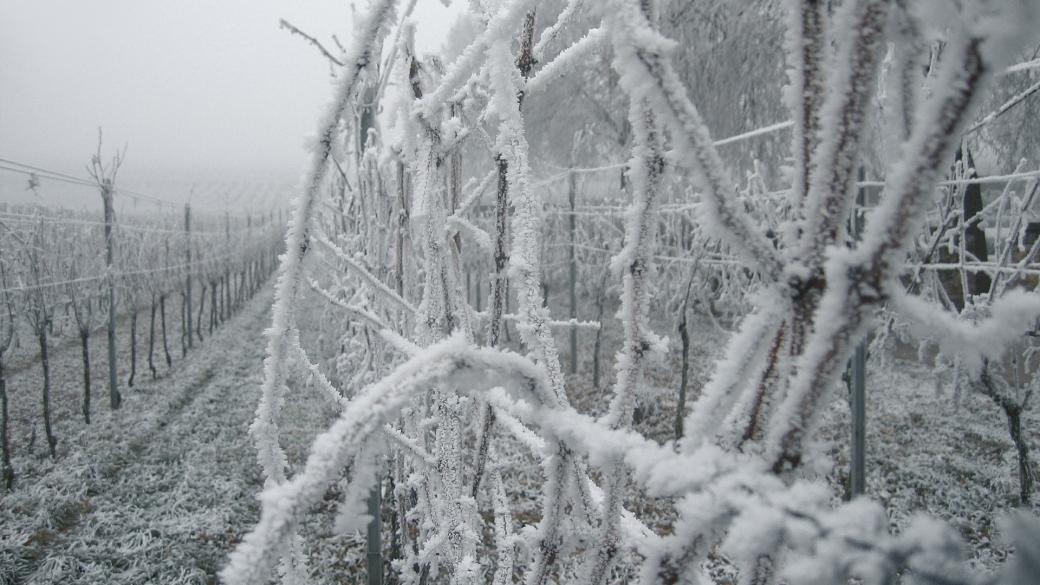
[38,327,57,458]
[676,304,690,441]
[1006,407,1034,506]
[196,283,206,343]
[148,295,158,380]
[128,307,138,388]
[160,293,172,367]
[1,358,13,489]
[210,280,218,333]
[180,292,188,357]
[80,330,92,423]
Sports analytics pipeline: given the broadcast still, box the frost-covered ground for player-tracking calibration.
[558,311,1039,576]
[2,296,260,581]
[0,285,368,584]
[821,356,1040,571]
[1,287,295,584]
[2,286,1036,584]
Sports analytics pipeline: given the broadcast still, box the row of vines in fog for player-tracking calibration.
[0,148,284,489]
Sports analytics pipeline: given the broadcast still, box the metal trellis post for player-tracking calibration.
[849,173,867,499]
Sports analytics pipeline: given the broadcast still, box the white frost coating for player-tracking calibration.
[889,288,1040,375]
[882,4,925,147]
[224,335,550,585]
[446,215,493,253]
[472,310,602,331]
[602,102,666,429]
[252,0,397,486]
[418,0,537,120]
[765,11,1038,468]
[224,1,1040,582]
[681,294,785,452]
[403,34,481,576]
[796,0,890,267]
[309,278,390,329]
[482,385,736,498]
[532,0,585,60]
[711,119,794,148]
[378,328,422,357]
[384,423,437,467]
[488,35,576,585]
[407,49,474,347]
[375,0,420,116]
[488,37,568,408]
[598,0,784,282]
[493,406,549,454]
[333,439,385,534]
[781,0,825,212]
[308,279,421,356]
[526,28,605,96]
[383,19,418,157]
[491,469,517,585]
[583,477,657,547]
[454,168,497,216]
[584,37,668,581]
[290,331,349,408]
[316,234,416,314]
[242,0,396,581]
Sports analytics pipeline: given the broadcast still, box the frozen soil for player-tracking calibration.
[0,285,343,585]
[3,283,1037,584]
[819,354,1040,571]
[557,311,1039,577]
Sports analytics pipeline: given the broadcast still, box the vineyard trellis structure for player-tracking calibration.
[220,1,1040,585]
[0,159,285,489]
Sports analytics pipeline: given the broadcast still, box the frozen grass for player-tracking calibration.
[0,285,360,584]
[819,355,1040,572]
[2,279,1035,583]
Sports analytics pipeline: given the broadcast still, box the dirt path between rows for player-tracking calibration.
[1,287,275,585]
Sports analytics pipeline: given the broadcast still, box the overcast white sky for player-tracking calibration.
[0,0,462,199]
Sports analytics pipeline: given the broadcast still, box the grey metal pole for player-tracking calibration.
[849,172,867,498]
[366,477,383,585]
[568,172,578,375]
[850,340,866,497]
[359,85,383,585]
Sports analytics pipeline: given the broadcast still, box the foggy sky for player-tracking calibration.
[0,0,461,196]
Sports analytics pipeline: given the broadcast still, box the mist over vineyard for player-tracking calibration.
[3,1,1040,584]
